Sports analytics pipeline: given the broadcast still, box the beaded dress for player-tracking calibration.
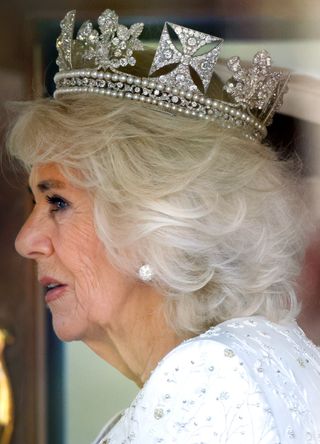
[92,316,320,444]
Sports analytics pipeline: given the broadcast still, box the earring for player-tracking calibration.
[138,264,153,282]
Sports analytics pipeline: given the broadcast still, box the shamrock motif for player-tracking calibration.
[224,50,284,111]
[149,22,223,93]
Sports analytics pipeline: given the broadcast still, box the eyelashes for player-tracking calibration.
[28,189,72,216]
[46,194,71,213]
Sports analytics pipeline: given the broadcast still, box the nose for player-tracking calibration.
[15,210,53,260]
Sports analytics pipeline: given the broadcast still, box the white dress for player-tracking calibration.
[93,316,320,444]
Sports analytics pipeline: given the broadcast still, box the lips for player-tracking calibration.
[39,276,67,302]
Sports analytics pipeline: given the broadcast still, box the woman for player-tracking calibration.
[6,8,320,444]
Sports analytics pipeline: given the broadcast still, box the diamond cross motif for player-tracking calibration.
[149,22,223,93]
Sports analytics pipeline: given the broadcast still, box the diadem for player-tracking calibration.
[54,9,289,141]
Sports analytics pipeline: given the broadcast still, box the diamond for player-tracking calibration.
[224,348,235,358]
[201,61,211,70]
[139,264,153,282]
[188,37,197,46]
[154,408,164,419]
[176,74,185,83]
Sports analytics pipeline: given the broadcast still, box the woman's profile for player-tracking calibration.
[5,8,320,443]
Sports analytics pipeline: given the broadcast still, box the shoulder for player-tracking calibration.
[150,333,249,390]
[144,321,266,410]
[104,317,320,443]
[131,320,279,443]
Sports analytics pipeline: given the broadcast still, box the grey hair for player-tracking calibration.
[6,95,309,336]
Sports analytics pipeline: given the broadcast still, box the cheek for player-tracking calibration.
[59,228,116,300]
[53,216,133,322]
[54,215,101,272]
[81,245,133,320]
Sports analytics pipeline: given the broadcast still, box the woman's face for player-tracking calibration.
[15,163,139,342]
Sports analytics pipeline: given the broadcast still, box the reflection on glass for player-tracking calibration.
[0,329,14,444]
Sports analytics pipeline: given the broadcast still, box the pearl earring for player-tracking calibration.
[138,264,153,282]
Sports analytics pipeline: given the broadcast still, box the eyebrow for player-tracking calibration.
[37,179,65,192]
[28,179,66,194]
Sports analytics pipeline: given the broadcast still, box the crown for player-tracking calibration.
[54,9,289,141]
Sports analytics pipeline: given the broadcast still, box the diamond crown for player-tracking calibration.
[54,9,289,141]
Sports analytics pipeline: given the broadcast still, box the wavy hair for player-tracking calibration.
[6,94,308,335]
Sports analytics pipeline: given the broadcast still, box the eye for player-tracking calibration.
[46,194,70,213]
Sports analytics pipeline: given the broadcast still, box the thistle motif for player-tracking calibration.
[149,22,223,93]
[224,50,285,111]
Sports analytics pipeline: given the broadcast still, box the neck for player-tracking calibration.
[83,287,186,387]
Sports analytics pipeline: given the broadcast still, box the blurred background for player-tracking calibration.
[1,1,320,444]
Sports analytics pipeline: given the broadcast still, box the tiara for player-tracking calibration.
[54,9,289,141]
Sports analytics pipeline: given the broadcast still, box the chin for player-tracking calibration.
[52,318,87,342]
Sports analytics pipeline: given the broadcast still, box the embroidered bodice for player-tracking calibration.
[93,316,320,443]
